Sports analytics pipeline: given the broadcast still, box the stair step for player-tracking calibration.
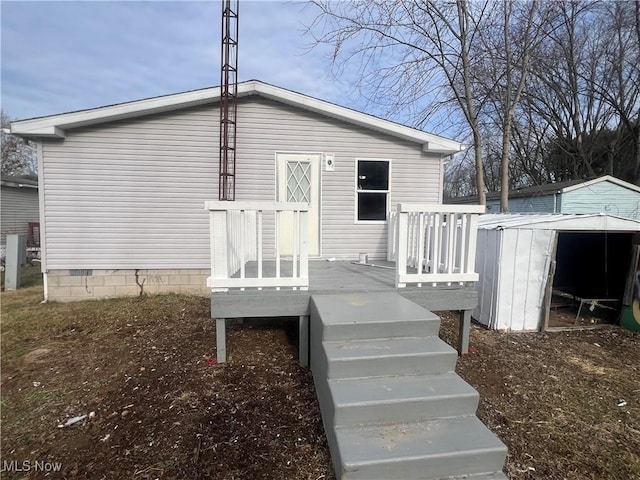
[329,372,479,427]
[323,336,457,379]
[311,292,440,340]
[335,416,508,480]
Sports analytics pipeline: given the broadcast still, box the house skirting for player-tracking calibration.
[46,269,210,302]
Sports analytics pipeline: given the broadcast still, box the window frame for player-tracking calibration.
[354,158,392,224]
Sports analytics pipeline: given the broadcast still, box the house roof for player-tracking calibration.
[447,175,640,204]
[10,80,464,155]
[477,213,640,231]
[1,175,38,189]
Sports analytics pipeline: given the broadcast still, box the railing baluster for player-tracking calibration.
[458,213,468,275]
[447,213,455,275]
[425,212,432,272]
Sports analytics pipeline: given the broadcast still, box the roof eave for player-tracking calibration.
[9,80,464,152]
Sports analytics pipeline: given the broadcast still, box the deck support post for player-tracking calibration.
[458,310,471,355]
[216,318,227,363]
[299,315,309,367]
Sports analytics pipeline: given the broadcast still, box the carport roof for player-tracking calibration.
[477,213,640,231]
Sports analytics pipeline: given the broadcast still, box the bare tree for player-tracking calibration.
[524,0,613,180]
[307,0,491,204]
[475,0,547,210]
[1,110,37,177]
[593,0,640,183]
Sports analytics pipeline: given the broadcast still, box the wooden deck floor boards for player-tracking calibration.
[213,260,477,318]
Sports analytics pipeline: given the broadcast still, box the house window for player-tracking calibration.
[356,159,390,221]
[286,161,311,203]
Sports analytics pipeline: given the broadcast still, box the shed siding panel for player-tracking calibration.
[473,229,501,327]
[1,186,39,247]
[41,97,441,269]
[561,182,640,220]
[505,194,556,213]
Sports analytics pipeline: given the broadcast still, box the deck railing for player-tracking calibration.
[205,201,309,291]
[389,204,486,288]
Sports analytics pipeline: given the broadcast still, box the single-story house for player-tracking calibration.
[448,175,640,220]
[474,213,640,331]
[1,175,40,253]
[10,80,466,302]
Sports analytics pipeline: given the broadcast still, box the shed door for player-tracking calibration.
[277,153,320,256]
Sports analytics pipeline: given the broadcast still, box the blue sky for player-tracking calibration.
[1,1,364,121]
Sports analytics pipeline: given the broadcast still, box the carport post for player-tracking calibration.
[458,310,471,355]
[299,315,309,367]
[216,318,226,363]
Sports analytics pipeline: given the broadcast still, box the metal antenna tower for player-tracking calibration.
[219,0,239,200]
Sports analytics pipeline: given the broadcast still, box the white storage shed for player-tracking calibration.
[474,213,640,331]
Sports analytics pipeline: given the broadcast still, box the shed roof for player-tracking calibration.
[448,175,640,204]
[10,80,464,155]
[477,213,640,231]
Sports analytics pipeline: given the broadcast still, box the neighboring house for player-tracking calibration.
[448,175,640,220]
[10,80,465,302]
[1,175,39,254]
[474,213,640,331]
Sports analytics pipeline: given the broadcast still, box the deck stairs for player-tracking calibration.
[310,292,507,480]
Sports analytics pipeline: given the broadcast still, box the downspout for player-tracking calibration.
[440,156,447,203]
[36,140,48,303]
[42,272,49,303]
[553,192,557,213]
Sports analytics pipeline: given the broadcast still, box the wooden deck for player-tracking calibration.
[211,260,477,362]
[211,259,477,318]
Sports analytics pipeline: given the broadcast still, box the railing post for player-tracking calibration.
[387,211,396,262]
[209,210,229,292]
[299,210,309,291]
[395,204,408,288]
[466,212,480,275]
[416,212,425,287]
[257,210,263,289]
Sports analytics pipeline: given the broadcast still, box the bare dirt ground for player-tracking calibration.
[2,268,639,479]
[438,311,640,480]
[1,268,333,480]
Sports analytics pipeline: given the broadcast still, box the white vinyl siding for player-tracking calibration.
[41,96,443,269]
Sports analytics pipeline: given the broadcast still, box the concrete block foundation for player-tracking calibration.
[46,269,210,302]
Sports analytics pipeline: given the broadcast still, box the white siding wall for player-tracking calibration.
[41,97,442,269]
[1,186,39,248]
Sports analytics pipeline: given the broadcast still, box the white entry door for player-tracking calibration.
[277,153,320,256]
